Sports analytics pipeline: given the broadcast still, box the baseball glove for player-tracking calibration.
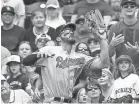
[85,9,106,36]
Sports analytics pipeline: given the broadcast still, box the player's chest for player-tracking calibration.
[47,53,85,70]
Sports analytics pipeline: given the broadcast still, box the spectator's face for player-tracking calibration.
[98,71,110,86]
[32,12,46,28]
[111,0,121,11]
[78,89,88,103]
[88,39,100,51]
[1,12,14,25]
[87,84,101,99]
[47,7,59,17]
[118,60,130,72]
[1,80,10,95]
[9,62,20,75]
[122,3,137,17]
[76,43,90,56]
[18,43,32,59]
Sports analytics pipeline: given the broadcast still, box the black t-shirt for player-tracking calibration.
[1,25,25,54]
[7,74,29,91]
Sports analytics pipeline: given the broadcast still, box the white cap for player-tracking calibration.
[46,0,60,9]
[6,55,21,65]
[1,74,6,81]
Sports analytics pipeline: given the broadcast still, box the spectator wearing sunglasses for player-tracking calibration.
[85,82,104,103]
[75,42,92,56]
[108,0,139,75]
[87,38,101,57]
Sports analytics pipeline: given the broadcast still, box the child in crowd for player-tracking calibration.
[109,55,139,103]
[6,55,29,91]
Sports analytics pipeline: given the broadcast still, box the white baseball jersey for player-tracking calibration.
[36,46,93,98]
[110,74,139,100]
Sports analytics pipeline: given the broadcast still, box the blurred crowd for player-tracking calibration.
[1,0,139,103]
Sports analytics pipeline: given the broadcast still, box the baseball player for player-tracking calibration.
[23,23,109,103]
[109,55,139,103]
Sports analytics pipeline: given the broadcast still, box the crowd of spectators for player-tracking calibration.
[1,0,139,103]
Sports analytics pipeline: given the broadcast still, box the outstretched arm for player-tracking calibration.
[90,38,110,69]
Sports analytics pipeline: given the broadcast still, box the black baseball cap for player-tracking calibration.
[1,6,15,15]
[60,23,76,35]
[121,0,137,6]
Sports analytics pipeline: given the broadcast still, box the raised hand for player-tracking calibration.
[110,33,124,47]
[124,42,139,54]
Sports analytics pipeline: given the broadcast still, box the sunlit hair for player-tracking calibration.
[102,68,114,86]
[31,9,46,20]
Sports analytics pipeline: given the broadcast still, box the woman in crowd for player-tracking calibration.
[87,38,100,57]
[109,55,139,103]
[45,0,66,42]
[74,42,92,91]
[75,42,92,56]
[24,9,55,51]
[85,82,104,103]
[98,68,114,101]
[45,0,66,29]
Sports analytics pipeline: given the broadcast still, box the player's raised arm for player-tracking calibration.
[90,33,110,69]
[85,9,110,69]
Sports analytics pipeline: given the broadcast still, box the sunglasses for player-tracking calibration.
[78,48,89,52]
[76,19,85,25]
[122,4,136,9]
[87,86,99,91]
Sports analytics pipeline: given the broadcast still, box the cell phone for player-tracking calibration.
[123,28,134,45]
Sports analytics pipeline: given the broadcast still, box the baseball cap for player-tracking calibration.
[75,15,85,24]
[116,55,132,65]
[35,34,51,44]
[60,23,76,34]
[46,0,60,9]
[121,0,137,6]
[1,74,7,81]
[6,55,21,65]
[1,6,15,15]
